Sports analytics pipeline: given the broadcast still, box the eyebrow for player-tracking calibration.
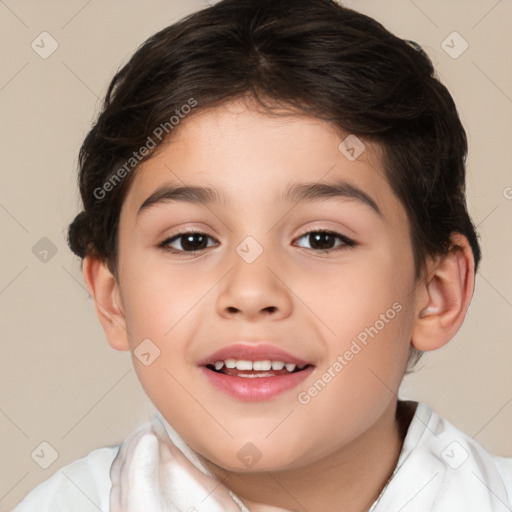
[137,184,224,216]
[282,179,381,216]
[137,179,381,217]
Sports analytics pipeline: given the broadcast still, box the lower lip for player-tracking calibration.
[199,366,314,402]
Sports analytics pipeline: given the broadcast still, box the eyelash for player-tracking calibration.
[158,229,356,255]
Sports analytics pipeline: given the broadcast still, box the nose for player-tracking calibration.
[216,246,293,322]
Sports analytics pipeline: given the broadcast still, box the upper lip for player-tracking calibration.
[198,343,311,367]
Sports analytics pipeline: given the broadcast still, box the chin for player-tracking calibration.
[202,443,314,474]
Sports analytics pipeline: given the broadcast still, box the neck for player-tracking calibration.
[208,400,416,512]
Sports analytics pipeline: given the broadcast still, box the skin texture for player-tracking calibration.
[84,99,475,512]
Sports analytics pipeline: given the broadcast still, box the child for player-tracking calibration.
[13,0,511,510]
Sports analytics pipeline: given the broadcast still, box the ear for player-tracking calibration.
[82,255,130,352]
[411,233,475,351]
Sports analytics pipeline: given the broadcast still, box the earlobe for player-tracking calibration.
[82,255,130,352]
[411,233,475,352]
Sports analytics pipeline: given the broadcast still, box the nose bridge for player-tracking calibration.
[216,234,293,320]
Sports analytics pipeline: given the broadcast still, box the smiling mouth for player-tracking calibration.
[201,350,315,401]
[205,359,313,378]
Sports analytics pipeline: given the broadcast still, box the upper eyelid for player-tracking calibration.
[294,227,348,238]
[163,228,350,239]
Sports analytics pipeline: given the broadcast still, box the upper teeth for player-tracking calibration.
[214,359,305,372]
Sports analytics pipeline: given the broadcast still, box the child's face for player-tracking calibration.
[114,99,420,471]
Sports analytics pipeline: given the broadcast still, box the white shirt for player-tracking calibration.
[13,401,512,511]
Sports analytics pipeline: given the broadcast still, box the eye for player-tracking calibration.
[294,230,355,252]
[159,231,218,254]
[158,229,355,255]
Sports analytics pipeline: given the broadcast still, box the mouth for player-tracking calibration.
[199,344,315,401]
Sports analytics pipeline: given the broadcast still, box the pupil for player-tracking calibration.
[182,234,207,251]
[310,232,334,250]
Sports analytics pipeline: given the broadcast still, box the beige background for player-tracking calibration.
[1,0,511,509]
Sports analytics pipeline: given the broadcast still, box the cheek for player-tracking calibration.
[312,243,415,391]
[316,247,412,336]
[119,252,206,340]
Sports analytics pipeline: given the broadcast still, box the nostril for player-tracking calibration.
[225,306,277,314]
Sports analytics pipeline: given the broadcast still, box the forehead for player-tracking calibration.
[121,100,400,222]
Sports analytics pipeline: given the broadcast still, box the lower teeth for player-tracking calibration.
[238,372,274,378]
